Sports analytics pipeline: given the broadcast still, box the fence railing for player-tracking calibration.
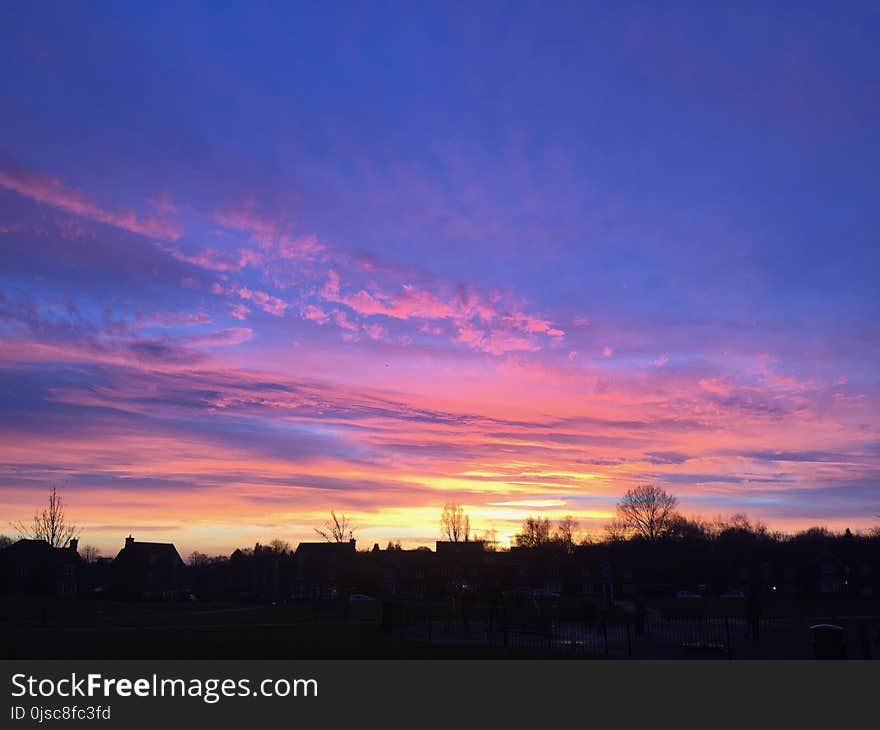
[383,605,880,659]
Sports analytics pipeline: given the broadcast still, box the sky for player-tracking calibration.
[1,2,878,556]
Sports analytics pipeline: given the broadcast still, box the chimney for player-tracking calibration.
[125,535,134,548]
[69,538,78,553]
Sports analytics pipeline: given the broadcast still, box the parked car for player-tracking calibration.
[720,590,745,599]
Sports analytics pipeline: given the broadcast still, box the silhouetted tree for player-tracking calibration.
[189,551,211,566]
[13,487,78,547]
[315,510,356,543]
[615,484,677,541]
[80,545,100,563]
[476,526,499,551]
[440,502,470,542]
[793,526,831,542]
[386,540,402,551]
[268,539,291,554]
[554,516,580,550]
[0,534,12,550]
[713,513,772,542]
[603,519,630,542]
[663,514,711,542]
[514,516,552,547]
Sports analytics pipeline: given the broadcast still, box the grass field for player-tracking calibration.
[0,597,553,659]
[3,596,879,659]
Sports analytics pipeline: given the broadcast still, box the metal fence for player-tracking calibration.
[387,606,880,659]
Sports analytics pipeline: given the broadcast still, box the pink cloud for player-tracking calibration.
[302,305,330,325]
[319,272,563,354]
[238,287,287,316]
[333,310,359,332]
[0,162,181,240]
[214,203,277,249]
[323,283,448,321]
[363,323,388,341]
[237,249,262,268]
[253,291,287,316]
[602,346,614,357]
[699,377,734,396]
[159,244,244,272]
[278,233,323,261]
[322,272,462,322]
[454,323,484,349]
[454,323,541,355]
[479,331,542,355]
[215,203,323,261]
[230,303,251,321]
[454,290,498,322]
[509,313,559,335]
[322,270,341,299]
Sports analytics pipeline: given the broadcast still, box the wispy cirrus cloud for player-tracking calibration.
[0,159,568,358]
[317,269,564,355]
[156,242,261,272]
[214,201,324,260]
[0,160,181,240]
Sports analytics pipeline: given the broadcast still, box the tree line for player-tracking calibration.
[5,485,878,566]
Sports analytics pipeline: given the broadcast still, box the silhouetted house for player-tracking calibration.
[435,540,488,594]
[227,548,256,599]
[0,538,80,597]
[509,544,567,597]
[111,535,185,600]
[371,547,433,600]
[292,540,357,599]
[570,546,617,599]
[435,540,486,559]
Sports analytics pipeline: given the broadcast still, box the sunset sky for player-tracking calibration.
[1,3,878,556]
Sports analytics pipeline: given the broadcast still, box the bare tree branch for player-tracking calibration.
[615,484,678,541]
[440,503,470,542]
[554,516,580,550]
[13,486,78,547]
[514,516,552,547]
[314,510,356,543]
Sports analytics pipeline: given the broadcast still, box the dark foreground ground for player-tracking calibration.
[3,596,879,659]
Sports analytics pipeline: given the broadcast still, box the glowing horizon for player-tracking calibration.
[1,4,878,558]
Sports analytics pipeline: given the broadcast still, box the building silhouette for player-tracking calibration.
[111,535,185,600]
[0,538,79,597]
